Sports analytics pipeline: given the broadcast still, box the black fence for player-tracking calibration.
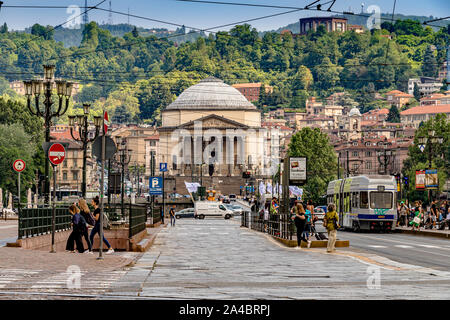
[18,206,71,238]
[129,204,148,238]
[241,211,294,241]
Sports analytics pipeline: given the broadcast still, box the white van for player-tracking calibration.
[194,201,234,219]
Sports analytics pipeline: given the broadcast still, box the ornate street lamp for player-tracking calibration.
[24,65,73,204]
[68,104,101,198]
[418,130,443,203]
[117,137,131,218]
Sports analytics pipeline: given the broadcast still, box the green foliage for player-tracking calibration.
[0,124,36,199]
[387,105,401,123]
[402,114,449,197]
[422,46,438,78]
[288,127,337,203]
[30,24,54,40]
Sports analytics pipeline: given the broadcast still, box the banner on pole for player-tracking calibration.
[425,169,438,189]
[415,170,426,190]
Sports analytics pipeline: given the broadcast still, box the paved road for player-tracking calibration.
[310,222,450,271]
[107,217,450,299]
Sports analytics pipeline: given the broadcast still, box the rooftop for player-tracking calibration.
[400,104,450,115]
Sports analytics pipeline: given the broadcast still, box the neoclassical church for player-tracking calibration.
[158,77,269,193]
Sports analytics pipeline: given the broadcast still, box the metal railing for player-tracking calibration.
[18,206,71,238]
[129,204,148,238]
[241,211,293,241]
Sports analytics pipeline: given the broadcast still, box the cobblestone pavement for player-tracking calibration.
[0,220,18,247]
[106,218,450,300]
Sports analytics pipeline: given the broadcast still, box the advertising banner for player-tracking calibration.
[425,169,438,189]
[415,170,426,190]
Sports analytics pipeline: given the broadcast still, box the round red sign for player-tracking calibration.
[13,159,26,172]
[104,111,109,134]
[48,143,66,166]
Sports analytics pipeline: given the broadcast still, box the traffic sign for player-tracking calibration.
[160,163,168,172]
[48,143,66,166]
[13,159,26,172]
[104,110,110,134]
[92,136,117,160]
[149,177,163,195]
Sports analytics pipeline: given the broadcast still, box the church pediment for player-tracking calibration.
[179,114,250,129]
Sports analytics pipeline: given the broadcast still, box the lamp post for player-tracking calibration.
[418,130,444,203]
[68,104,101,198]
[24,65,73,204]
[377,142,395,175]
[117,137,131,217]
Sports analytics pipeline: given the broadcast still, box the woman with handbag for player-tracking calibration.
[323,204,339,253]
[78,198,94,254]
[292,203,307,249]
[410,201,423,231]
[89,196,114,254]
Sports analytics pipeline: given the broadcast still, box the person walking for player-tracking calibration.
[410,201,422,231]
[169,205,176,226]
[78,198,94,254]
[324,204,339,253]
[430,199,438,229]
[66,204,85,253]
[263,202,270,233]
[292,202,306,249]
[304,205,312,248]
[89,196,114,254]
[398,201,408,227]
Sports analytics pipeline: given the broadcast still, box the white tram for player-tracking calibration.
[327,175,397,232]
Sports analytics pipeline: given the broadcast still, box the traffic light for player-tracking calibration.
[242,171,251,179]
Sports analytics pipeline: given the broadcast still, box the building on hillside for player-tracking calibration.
[265,108,285,119]
[334,136,413,176]
[400,104,450,128]
[347,24,364,33]
[361,121,408,140]
[306,97,343,117]
[385,90,414,108]
[158,77,269,195]
[408,77,443,97]
[231,83,273,102]
[419,92,450,106]
[361,108,389,123]
[110,124,158,170]
[299,17,348,34]
[438,61,448,82]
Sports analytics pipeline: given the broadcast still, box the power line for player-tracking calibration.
[176,0,448,29]
[423,16,450,25]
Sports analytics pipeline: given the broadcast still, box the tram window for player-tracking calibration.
[360,192,368,208]
[370,192,393,209]
[352,192,358,208]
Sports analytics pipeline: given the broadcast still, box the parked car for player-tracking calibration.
[175,208,195,219]
[316,205,328,213]
[314,207,326,220]
[222,196,230,204]
[169,193,183,199]
[229,194,237,202]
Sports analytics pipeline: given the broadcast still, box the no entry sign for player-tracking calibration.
[13,159,26,172]
[48,143,66,166]
[104,110,109,134]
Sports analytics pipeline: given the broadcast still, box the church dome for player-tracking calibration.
[165,77,257,110]
[349,107,361,117]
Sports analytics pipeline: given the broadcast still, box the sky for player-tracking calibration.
[0,0,448,32]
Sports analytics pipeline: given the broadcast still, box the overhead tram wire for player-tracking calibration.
[175,0,448,29]
[383,0,397,65]
[423,16,450,25]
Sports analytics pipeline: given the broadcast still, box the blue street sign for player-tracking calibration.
[159,163,168,172]
[149,177,163,195]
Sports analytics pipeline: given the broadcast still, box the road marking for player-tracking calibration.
[394,245,414,248]
[0,225,16,230]
[416,244,441,249]
[368,245,388,248]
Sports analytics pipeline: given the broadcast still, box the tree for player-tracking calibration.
[402,113,449,202]
[0,124,36,200]
[413,83,421,101]
[387,105,400,123]
[288,127,337,203]
[0,23,8,33]
[422,46,438,78]
[112,105,132,124]
[132,26,139,38]
[30,24,54,40]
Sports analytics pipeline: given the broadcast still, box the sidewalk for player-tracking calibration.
[395,225,450,239]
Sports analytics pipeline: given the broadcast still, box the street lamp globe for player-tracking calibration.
[32,80,43,96]
[68,115,76,127]
[428,129,435,137]
[438,137,444,144]
[83,104,90,115]
[43,65,55,81]
[55,80,66,97]
[418,136,427,144]
[65,82,73,98]
[24,81,33,96]
[93,115,102,128]
[77,115,85,126]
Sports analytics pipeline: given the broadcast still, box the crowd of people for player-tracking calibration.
[397,199,450,231]
[261,197,339,253]
[66,196,115,254]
